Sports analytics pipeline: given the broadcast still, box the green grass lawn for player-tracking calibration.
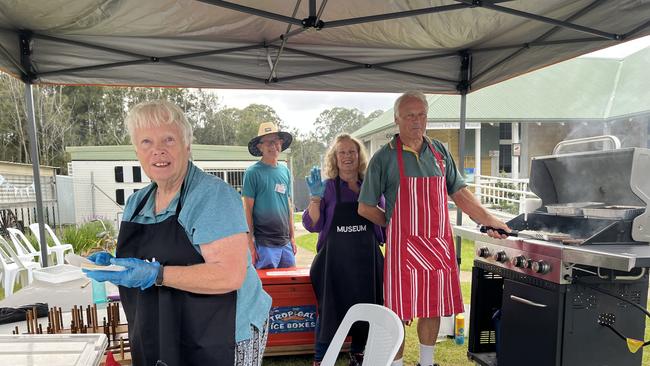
[296,233,318,254]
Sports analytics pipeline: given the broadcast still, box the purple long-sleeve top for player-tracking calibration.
[302,178,385,251]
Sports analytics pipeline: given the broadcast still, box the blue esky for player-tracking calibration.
[216,35,650,134]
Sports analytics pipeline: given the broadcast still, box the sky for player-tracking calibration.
[214,35,650,134]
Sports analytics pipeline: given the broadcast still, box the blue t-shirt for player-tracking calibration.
[242,161,292,247]
[122,161,272,342]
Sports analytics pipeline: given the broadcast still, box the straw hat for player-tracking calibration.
[248,122,293,156]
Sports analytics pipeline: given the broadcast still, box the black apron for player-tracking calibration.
[310,177,384,344]
[117,184,237,366]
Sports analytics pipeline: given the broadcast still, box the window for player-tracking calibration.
[132,166,142,182]
[499,123,512,139]
[114,166,124,183]
[115,189,125,205]
[499,144,512,173]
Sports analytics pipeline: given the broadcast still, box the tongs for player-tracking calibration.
[479,226,572,241]
[479,226,518,237]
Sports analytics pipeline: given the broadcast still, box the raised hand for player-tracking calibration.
[305,166,325,197]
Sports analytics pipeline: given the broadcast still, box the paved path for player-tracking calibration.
[294,223,316,267]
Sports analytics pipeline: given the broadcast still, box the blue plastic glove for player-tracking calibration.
[87,251,114,266]
[305,166,325,197]
[83,257,160,290]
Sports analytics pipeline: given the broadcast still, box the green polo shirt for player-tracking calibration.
[359,134,466,223]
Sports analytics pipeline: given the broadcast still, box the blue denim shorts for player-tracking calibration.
[254,241,295,269]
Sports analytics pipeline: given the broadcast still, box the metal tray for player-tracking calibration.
[545,202,603,216]
[582,205,645,220]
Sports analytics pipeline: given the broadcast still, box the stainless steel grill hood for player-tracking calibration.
[529,147,650,243]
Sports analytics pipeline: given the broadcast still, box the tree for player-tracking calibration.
[195,107,238,145]
[234,104,283,146]
[288,129,326,181]
[312,107,383,145]
[63,86,130,147]
[0,74,27,163]
[366,109,384,121]
[287,129,327,211]
[34,85,73,169]
[0,72,382,183]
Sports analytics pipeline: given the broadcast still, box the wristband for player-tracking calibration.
[154,265,165,287]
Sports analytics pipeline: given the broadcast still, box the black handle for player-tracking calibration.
[479,226,518,236]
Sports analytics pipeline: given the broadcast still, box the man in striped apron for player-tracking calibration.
[358,91,509,366]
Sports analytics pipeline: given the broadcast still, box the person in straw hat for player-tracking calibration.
[242,122,297,269]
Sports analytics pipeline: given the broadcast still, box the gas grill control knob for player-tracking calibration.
[532,260,551,274]
[511,255,528,268]
[493,251,508,263]
[476,247,491,258]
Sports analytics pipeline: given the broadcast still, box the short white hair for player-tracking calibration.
[394,91,428,118]
[125,100,193,146]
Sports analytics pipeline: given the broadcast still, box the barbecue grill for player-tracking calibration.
[456,145,650,366]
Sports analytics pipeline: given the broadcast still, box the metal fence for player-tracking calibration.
[467,174,536,215]
[204,169,246,194]
[0,173,58,236]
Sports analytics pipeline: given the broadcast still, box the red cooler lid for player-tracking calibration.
[257,267,311,285]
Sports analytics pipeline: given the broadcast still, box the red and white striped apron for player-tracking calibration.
[385,137,464,320]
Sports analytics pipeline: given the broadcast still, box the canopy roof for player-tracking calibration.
[1,0,649,93]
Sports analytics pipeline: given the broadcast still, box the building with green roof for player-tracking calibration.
[65,144,290,226]
[353,46,650,179]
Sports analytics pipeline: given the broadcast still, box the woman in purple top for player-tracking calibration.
[303,134,384,366]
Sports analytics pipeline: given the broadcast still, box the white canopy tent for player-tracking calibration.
[0,0,648,265]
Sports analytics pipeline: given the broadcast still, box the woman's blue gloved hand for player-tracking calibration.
[83,257,160,290]
[87,251,114,266]
[305,166,325,197]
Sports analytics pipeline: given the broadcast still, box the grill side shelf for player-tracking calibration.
[562,244,650,271]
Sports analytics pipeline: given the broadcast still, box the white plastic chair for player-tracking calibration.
[6,227,42,264]
[0,237,34,298]
[321,304,405,366]
[0,239,20,298]
[0,236,40,286]
[29,223,74,266]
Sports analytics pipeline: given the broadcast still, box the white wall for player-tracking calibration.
[71,160,148,227]
[55,175,75,224]
[70,160,258,228]
[364,127,398,155]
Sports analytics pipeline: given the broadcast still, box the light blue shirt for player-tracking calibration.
[122,161,272,342]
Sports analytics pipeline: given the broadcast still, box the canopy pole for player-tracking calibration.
[20,31,48,267]
[475,125,481,199]
[24,83,49,267]
[267,0,303,82]
[197,0,302,26]
[455,50,471,266]
[455,0,620,40]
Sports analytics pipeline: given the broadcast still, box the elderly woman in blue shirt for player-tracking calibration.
[303,134,385,366]
[84,100,271,366]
